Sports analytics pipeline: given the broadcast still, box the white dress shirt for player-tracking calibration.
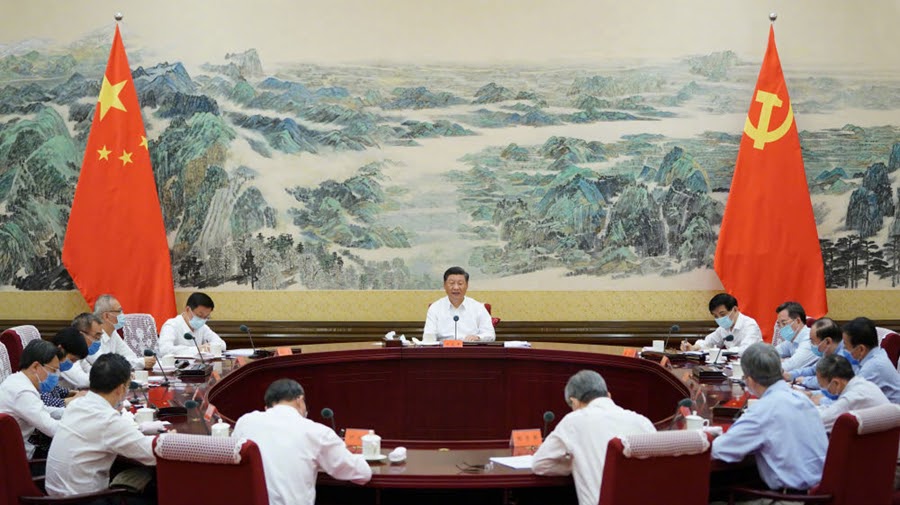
[157,315,226,356]
[60,358,91,389]
[0,371,62,459]
[45,391,156,496]
[697,313,762,354]
[423,296,495,341]
[817,376,889,433]
[86,329,144,370]
[776,326,818,372]
[532,397,656,505]
[232,404,372,505]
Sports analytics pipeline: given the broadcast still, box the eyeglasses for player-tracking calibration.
[42,364,60,374]
[775,319,796,327]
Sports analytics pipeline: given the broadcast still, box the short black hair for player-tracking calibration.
[816,354,855,381]
[186,292,215,310]
[264,379,304,408]
[842,317,878,349]
[89,354,133,393]
[19,339,63,371]
[443,266,469,282]
[811,317,841,343]
[52,326,88,359]
[708,293,737,313]
[775,301,806,322]
[72,312,102,332]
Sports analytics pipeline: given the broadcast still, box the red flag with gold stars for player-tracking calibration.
[714,26,827,341]
[63,25,175,329]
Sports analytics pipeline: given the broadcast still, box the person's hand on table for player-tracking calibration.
[680,340,695,352]
[805,390,822,405]
[464,335,481,342]
[143,356,157,369]
[199,343,211,352]
[782,372,793,382]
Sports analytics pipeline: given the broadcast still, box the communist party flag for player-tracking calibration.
[714,25,827,341]
[62,25,176,329]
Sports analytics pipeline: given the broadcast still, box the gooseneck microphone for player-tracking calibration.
[239,324,272,358]
[145,349,170,386]
[321,407,338,434]
[184,333,207,364]
[453,315,459,340]
[130,380,156,409]
[542,411,555,438]
[664,324,680,351]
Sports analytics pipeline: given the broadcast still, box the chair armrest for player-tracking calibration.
[19,487,128,504]
[729,486,831,504]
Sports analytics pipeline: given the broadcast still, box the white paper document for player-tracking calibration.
[224,348,256,357]
[489,455,534,469]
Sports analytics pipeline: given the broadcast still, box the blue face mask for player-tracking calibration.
[840,348,860,367]
[114,313,126,330]
[189,316,207,330]
[88,340,101,355]
[811,345,824,358]
[821,387,840,401]
[715,314,734,330]
[38,367,59,394]
[59,359,74,372]
[779,323,796,342]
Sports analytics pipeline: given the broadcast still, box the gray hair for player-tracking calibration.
[93,294,119,316]
[741,342,783,387]
[564,370,608,406]
[72,312,103,332]
[815,354,855,382]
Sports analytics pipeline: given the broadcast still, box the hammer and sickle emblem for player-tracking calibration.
[743,89,794,150]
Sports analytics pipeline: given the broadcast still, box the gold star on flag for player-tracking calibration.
[118,150,133,166]
[97,76,127,120]
[139,135,149,150]
[97,145,111,160]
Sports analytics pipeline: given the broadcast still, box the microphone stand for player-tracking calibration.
[453,315,459,340]
[664,324,679,351]
[240,324,272,358]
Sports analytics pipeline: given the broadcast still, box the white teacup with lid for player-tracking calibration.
[211,420,231,437]
[361,430,381,458]
[685,411,710,430]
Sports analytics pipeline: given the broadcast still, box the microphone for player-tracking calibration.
[542,411,555,438]
[239,324,272,358]
[129,380,156,409]
[183,400,210,434]
[453,315,459,340]
[145,349,170,386]
[321,407,338,434]
[664,324,680,352]
[183,333,206,364]
[128,381,142,402]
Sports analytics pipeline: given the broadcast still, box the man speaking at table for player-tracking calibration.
[423,266,495,342]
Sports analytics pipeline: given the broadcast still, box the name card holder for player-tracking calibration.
[236,356,249,367]
[344,428,370,453]
[442,339,464,348]
[211,370,221,381]
[509,428,542,455]
[622,348,638,358]
[204,404,218,422]
[275,346,293,356]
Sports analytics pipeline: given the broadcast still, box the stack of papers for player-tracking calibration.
[489,455,534,469]
[503,341,531,348]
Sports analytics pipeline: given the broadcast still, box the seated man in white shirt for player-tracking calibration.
[61,312,105,389]
[681,293,762,354]
[93,295,156,371]
[532,370,656,505]
[0,339,63,460]
[815,353,889,433]
[45,353,157,498]
[423,266,495,342]
[773,301,817,373]
[232,379,372,505]
[157,292,226,356]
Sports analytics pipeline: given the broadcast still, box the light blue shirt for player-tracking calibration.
[858,346,900,404]
[776,326,817,373]
[712,381,827,490]
[792,342,855,387]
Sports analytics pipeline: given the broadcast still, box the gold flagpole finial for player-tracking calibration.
[769,12,777,23]
[114,12,123,22]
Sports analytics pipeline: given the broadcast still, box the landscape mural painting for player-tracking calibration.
[1,2,898,292]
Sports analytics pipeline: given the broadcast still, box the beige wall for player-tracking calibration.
[1,290,897,322]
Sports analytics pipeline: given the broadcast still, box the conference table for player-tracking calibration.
[149,342,757,504]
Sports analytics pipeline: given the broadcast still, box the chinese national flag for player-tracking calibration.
[62,25,176,329]
[714,26,827,341]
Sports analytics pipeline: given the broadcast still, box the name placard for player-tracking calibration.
[509,428,542,449]
[442,339,463,348]
[344,428,370,449]
[275,346,292,356]
[622,348,638,358]
[211,370,221,381]
[236,356,249,367]
[204,404,218,422]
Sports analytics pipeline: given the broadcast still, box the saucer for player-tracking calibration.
[364,453,387,462]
